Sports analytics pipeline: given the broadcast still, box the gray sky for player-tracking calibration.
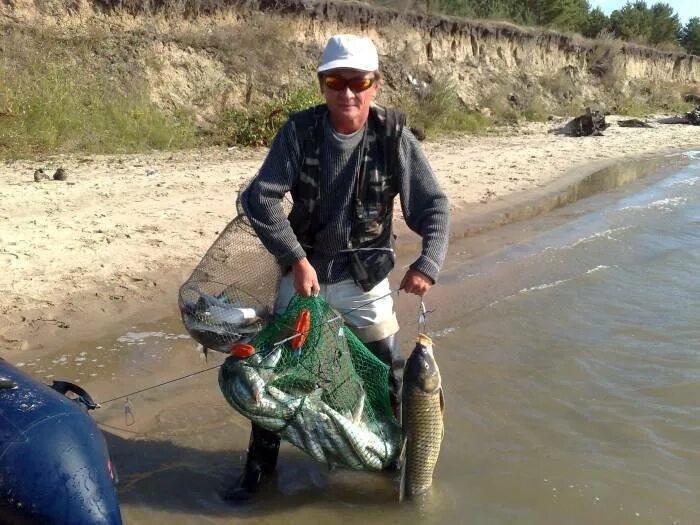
[590,1,699,25]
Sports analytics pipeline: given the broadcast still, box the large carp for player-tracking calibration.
[400,333,444,501]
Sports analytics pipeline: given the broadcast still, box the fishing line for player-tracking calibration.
[417,299,436,334]
[99,364,221,406]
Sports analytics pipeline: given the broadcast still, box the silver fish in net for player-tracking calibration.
[219,349,400,471]
[181,290,269,353]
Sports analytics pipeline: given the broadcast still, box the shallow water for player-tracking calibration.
[12,151,700,524]
[429,150,700,525]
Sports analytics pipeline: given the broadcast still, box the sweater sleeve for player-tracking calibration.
[396,127,450,283]
[240,120,308,267]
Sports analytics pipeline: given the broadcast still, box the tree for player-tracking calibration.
[539,0,591,32]
[583,7,610,38]
[439,0,537,25]
[680,17,700,55]
[609,1,653,43]
[648,3,681,45]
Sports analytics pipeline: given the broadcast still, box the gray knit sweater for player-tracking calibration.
[241,113,449,284]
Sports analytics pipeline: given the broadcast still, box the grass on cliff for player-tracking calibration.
[3,59,695,157]
[0,32,199,159]
[1,26,696,158]
[608,81,695,117]
[394,77,492,137]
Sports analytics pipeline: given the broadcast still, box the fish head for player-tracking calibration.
[404,337,441,393]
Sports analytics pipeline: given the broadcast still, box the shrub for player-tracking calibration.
[604,80,695,116]
[521,97,549,121]
[395,76,491,137]
[540,68,579,100]
[217,85,323,146]
[589,30,624,87]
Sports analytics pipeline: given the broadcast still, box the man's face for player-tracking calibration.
[320,69,379,132]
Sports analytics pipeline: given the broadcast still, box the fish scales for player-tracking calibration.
[400,334,444,500]
[402,385,444,496]
[220,353,399,469]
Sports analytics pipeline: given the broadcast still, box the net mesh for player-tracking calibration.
[179,213,400,470]
[220,294,400,470]
[178,214,281,326]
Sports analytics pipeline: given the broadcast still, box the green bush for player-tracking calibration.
[606,80,695,116]
[217,85,323,146]
[540,69,578,100]
[522,97,549,121]
[395,77,491,138]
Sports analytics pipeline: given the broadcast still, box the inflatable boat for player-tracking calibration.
[0,358,122,524]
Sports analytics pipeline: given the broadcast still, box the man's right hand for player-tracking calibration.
[291,258,320,297]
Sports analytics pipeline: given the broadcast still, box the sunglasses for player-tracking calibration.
[323,74,376,93]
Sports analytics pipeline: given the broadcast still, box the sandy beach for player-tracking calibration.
[1,115,699,356]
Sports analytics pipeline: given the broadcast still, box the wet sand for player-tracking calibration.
[2,115,699,358]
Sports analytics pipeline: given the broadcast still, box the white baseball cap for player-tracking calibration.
[318,34,379,73]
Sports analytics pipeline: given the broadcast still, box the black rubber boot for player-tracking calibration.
[223,424,280,502]
[364,334,404,422]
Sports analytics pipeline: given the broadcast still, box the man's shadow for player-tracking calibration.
[103,429,396,518]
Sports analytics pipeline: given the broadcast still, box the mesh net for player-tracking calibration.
[179,213,400,471]
[219,295,400,470]
[178,215,281,352]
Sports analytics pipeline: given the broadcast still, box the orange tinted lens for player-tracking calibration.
[348,77,373,92]
[324,75,374,92]
[324,75,346,91]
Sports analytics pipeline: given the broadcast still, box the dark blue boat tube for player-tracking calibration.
[0,359,122,525]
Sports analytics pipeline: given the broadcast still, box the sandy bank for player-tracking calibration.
[1,116,699,356]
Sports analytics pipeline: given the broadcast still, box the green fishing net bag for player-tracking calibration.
[219,295,401,471]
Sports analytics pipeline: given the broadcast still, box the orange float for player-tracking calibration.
[291,308,311,350]
[230,342,256,358]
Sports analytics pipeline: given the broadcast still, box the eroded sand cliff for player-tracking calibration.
[1,0,697,125]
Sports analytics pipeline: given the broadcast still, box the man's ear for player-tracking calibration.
[370,82,380,100]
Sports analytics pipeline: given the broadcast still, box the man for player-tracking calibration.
[227,34,449,501]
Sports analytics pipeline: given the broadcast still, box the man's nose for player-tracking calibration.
[338,87,355,99]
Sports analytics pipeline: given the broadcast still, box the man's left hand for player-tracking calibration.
[400,269,433,296]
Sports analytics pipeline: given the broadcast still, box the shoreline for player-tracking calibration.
[1,116,699,357]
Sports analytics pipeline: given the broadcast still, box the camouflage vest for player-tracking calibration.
[288,104,405,291]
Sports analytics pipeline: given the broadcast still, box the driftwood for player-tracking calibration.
[686,106,700,126]
[656,106,700,126]
[657,116,690,124]
[618,119,653,128]
[558,107,608,137]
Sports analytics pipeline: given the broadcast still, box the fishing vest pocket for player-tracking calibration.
[351,217,385,248]
[366,168,394,204]
[349,248,395,292]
